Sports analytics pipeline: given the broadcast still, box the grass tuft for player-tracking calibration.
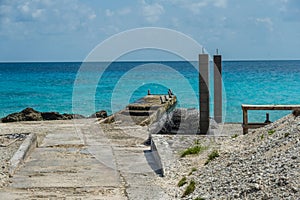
[194,197,206,200]
[284,132,290,138]
[188,167,197,176]
[268,130,276,135]
[231,134,238,139]
[180,145,207,157]
[194,139,200,145]
[177,177,187,187]
[205,150,220,165]
[182,180,196,197]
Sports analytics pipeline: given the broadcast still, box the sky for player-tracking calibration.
[0,0,300,61]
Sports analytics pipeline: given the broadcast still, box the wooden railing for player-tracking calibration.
[242,104,300,134]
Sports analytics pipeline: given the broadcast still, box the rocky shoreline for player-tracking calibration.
[1,107,107,123]
[1,108,299,199]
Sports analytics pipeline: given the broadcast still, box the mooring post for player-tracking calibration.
[214,52,222,123]
[242,107,248,134]
[199,54,210,134]
[264,112,271,123]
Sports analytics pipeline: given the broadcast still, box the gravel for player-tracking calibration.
[157,113,300,199]
[0,134,27,188]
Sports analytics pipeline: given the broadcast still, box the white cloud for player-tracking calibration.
[105,9,114,17]
[105,7,131,17]
[214,0,227,8]
[89,14,96,20]
[141,1,164,23]
[32,9,44,19]
[256,17,274,32]
[0,0,97,37]
[118,7,131,15]
[168,0,227,14]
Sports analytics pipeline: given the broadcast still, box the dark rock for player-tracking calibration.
[292,109,300,117]
[1,107,86,122]
[89,110,108,119]
[149,108,200,134]
[1,107,43,122]
[41,112,64,120]
[62,113,85,119]
[41,112,85,120]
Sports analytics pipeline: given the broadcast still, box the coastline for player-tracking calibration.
[0,110,299,198]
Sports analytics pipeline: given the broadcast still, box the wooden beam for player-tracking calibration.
[241,104,300,134]
[242,104,300,110]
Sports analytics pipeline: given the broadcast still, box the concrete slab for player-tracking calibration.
[0,116,172,199]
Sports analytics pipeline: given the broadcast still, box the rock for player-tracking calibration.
[1,108,43,122]
[89,110,108,119]
[41,112,64,120]
[41,112,85,120]
[293,109,300,117]
[1,108,86,122]
[150,108,200,134]
[62,113,85,119]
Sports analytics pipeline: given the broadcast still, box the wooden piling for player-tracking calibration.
[199,54,210,134]
[214,54,222,123]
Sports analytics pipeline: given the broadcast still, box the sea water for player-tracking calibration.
[0,60,299,122]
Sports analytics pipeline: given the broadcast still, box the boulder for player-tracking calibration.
[1,108,86,123]
[1,107,43,122]
[41,112,64,120]
[62,113,85,119]
[41,112,85,120]
[89,110,108,119]
[293,109,300,117]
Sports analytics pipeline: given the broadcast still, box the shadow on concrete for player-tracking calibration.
[143,150,163,177]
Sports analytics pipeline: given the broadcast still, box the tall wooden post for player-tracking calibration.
[199,54,210,134]
[214,54,222,123]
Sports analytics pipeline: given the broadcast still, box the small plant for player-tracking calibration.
[180,145,206,157]
[205,150,220,165]
[194,197,205,200]
[194,139,200,145]
[268,130,276,135]
[177,177,187,187]
[260,134,264,140]
[182,180,196,197]
[284,132,290,138]
[188,167,197,175]
[231,134,238,139]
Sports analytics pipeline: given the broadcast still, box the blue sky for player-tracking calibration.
[0,0,299,61]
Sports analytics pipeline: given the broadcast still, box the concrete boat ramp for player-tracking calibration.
[0,95,176,199]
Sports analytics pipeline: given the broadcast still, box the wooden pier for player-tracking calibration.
[242,104,300,134]
[101,93,177,126]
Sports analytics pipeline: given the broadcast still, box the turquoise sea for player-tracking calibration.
[0,61,299,122]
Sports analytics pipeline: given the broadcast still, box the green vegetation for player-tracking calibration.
[188,167,197,176]
[205,150,220,165]
[180,145,207,157]
[194,139,200,145]
[231,134,238,138]
[177,177,187,187]
[182,180,196,197]
[260,134,264,140]
[284,132,290,138]
[194,197,206,200]
[268,130,276,135]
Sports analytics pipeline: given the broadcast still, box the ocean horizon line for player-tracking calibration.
[0,59,300,64]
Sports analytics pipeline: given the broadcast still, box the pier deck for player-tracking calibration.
[101,94,177,126]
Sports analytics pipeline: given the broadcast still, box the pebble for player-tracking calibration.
[157,114,300,199]
[0,134,26,188]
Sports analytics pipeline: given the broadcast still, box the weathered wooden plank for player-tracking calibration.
[241,104,300,134]
[242,104,300,110]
